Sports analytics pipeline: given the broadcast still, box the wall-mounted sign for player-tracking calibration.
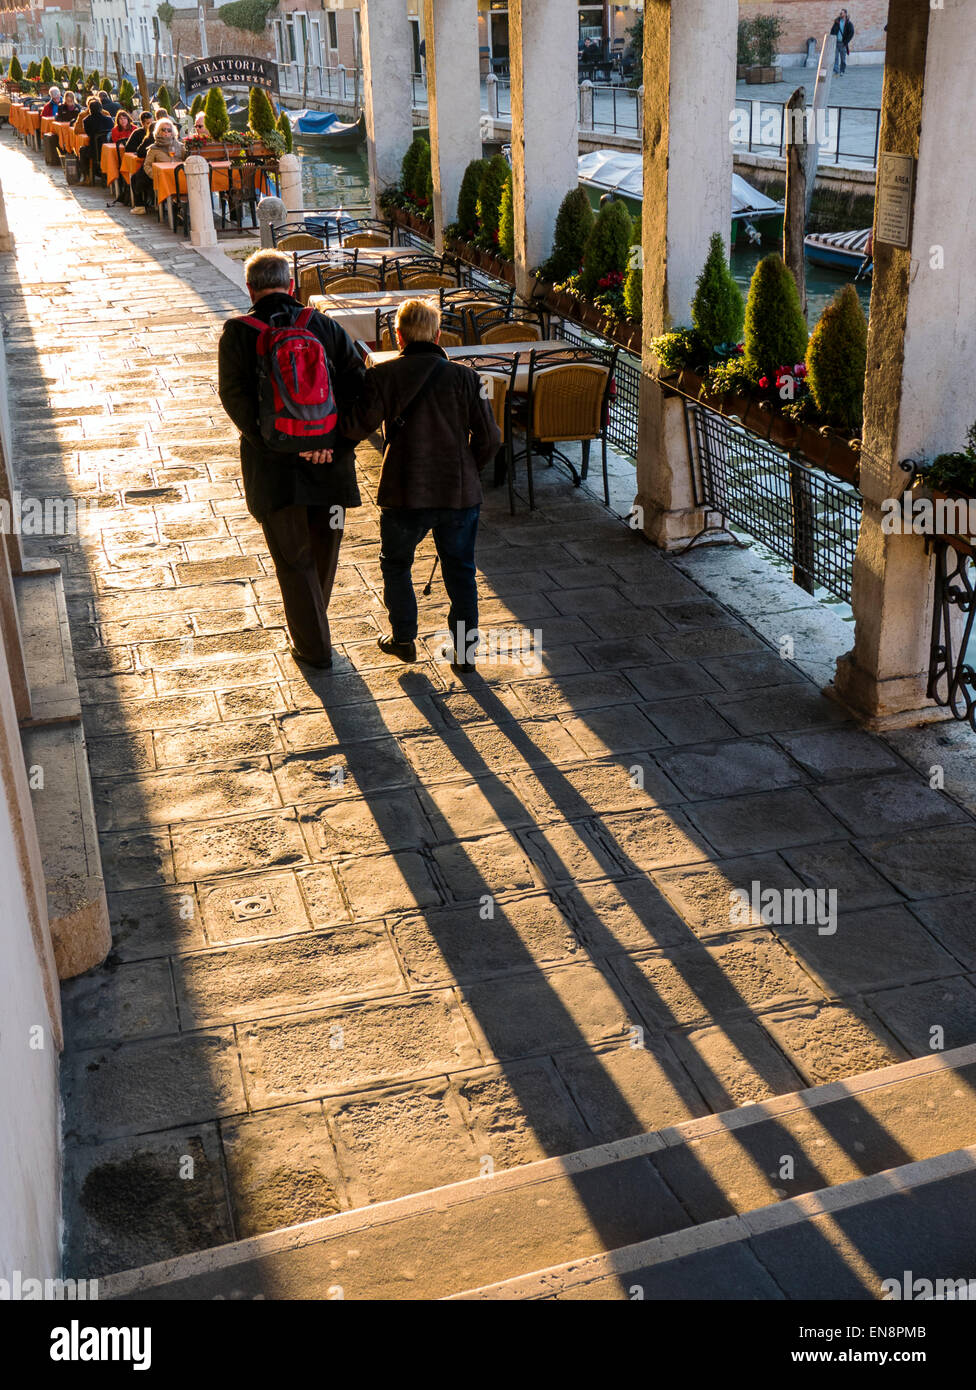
[183,56,280,98]
[876,152,915,250]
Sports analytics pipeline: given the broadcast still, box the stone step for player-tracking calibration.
[97,1043,976,1301]
[450,1146,976,1301]
[15,559,81,723]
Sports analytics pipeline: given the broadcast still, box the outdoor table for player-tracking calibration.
[101,142,121,185]
[366,339,572,391]
[52,121,73,152]
[310,287,496,344]
[121,152,142,185]
[41,115,55,136]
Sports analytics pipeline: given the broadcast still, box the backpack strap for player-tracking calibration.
[296,306,316,330]
[238,315,267,332]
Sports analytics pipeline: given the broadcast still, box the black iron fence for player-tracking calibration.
[685,402,861,602]
[732,99,881,168]
[560,321,640,459]
[928,539,976,731]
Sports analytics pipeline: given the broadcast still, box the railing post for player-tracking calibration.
[338,62,346,101]
[637,83,644,138]
[485,71,498,119]
[278,152,304,216]
[184,155,217,248]
[579,78,593,131]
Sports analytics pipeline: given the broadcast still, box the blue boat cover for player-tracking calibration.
[292,110,339,134]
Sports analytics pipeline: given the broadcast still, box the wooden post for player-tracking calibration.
[75,27,82,70]
[153,33,160,88]
[113,51,124,90]
[174,43,181,98]
[103,36,108,84]
[135,60,151,110]
[783,85,807,317]
[302,34,310,105]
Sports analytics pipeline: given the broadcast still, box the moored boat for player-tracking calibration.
[804,227,873,276]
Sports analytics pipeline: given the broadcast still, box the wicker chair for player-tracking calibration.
[399,271,458,290]
[325,274,384,294]
[513,346,619,508]
[343,230,391,248]
[277,233,324,252]
[469,305,547,345]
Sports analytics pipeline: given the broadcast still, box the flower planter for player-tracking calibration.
[744,65,782,85]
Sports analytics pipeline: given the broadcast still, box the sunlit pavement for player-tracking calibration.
[4,134,976,1284]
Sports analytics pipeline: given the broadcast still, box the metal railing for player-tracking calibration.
[579,82,640,135]
[732,99,881,169]
[560,321,640,460]
[686,402,861,602]
[928,539,976,732]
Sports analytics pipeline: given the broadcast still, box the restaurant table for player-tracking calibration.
[310,288,500,344]
[100,141,121,185]
[121,152,142,185]
[41,115,55,136]
[366,339,573,391]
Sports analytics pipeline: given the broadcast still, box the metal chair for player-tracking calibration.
[219,162,259,232]
[511,345,619,508]
[324,273,384,293]
[343,229,392,248]
[469,304,548,345]
[463,353,521,513]
[171,163,203,239]
[293,249,360,304]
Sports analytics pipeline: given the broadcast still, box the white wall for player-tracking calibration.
[0,731,61,1283]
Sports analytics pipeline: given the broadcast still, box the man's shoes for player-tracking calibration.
[130,205,146,215]
[451,660,477,675]
[378,635,417,663]
[290,646,332,670]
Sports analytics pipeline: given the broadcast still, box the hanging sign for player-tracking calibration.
[183,55,280,97]
[876,152,915,250]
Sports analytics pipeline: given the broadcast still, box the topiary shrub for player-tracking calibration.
[412,139,431,210]
[542,186,594,282]
[248,85,276,137]
[751,14,783,68]
[86,69,100,92]
[742,253,808,381]
[26,61,40,80]
[476,153,511,249]
[805,283,867,431]
[579,199,633,299]
[498,170,514,260]
[456,158,487,240]
[691,232,744,351]
[189,92,205,118]
[40,56,55,85]
[737,19,754,66]
[68,66,83,90]
[119,79,136,112]
[8,54,23,84]
[623,260,642,323]
[276,110,293,153]
[155,83,173,114]
[203,85,230,140]
[399,135,426,199]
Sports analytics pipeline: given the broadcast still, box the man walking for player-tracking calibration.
[342,298,500,673]
[831,9,855,74]
[218,249,365,670]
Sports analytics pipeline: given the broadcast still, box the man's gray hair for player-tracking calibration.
[244,249,291,293]
[49,86,61,100]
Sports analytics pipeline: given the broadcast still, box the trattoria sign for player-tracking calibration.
[183,56,280,97]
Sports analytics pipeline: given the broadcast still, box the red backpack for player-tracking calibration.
[239,306,338,453]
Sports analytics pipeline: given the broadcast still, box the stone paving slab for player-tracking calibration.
[7,140,976,1282]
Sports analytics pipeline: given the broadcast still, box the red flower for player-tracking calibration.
[758,376,769,389]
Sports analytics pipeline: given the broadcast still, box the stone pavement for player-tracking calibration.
[4,135,976,1283]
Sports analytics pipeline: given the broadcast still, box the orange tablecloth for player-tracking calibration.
[52,120,73,151]
[101,142,121,183]
[121,152,142,185]
[151,161,183,203]
[41,115,55,136]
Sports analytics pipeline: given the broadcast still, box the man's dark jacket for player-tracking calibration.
[342,341,501,509]
[218,291,365,521]
[831,16,854,43]
[83,108,114,143]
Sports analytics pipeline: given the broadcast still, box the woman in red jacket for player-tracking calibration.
[110,110,136,145]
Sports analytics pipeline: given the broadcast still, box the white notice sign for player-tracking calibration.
[876,153,915,250]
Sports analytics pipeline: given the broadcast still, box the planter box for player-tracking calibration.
[744,65,782,85]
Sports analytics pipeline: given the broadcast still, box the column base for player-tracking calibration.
[639,500,734,552]
[828,650,953,731]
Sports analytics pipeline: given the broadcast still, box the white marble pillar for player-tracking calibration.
[360,0,415,217]
[184,155,217,249]
[834,0,976,725]
[635,0,738,549]
[508,0,579,299]
[278,153,304,216]
[423,0,482,252]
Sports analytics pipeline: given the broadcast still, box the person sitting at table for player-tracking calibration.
[78,98,114,184]
[192,111,211,140]
[125,110,154,156]
[129,115,183,213]
[41,87,62,119]
[110,110,135,144]
[97,89,120,117]
[61,90,79,119]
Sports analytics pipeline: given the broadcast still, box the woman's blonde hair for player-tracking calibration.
[395,297,441,345]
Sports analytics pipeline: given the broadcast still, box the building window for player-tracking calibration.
[327,11,338,51]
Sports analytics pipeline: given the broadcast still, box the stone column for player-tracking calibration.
[833,0,976,726]
[0,178,12,253]
[424,0,482,253]
[508,0,579,300]
[635,0,737,550]
[486,72,499,120]
[257,195,287,248]
[278,153,304,216]
[184,156,217,249]
[360,0,415,217]
[580,79,594,131]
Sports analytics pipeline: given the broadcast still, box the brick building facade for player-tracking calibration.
[741,1,889,56]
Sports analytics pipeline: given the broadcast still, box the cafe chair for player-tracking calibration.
[276,233,324,252]
[323,273,384,294]
[343,229,391,249]
[470,305,547,345]
[219,163,259,233]
[512,345,619,508]
[463,353,520,514]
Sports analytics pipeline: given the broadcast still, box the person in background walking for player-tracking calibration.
[831,9,855,74]
[341,298,501,674]
[218,250,366,671]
